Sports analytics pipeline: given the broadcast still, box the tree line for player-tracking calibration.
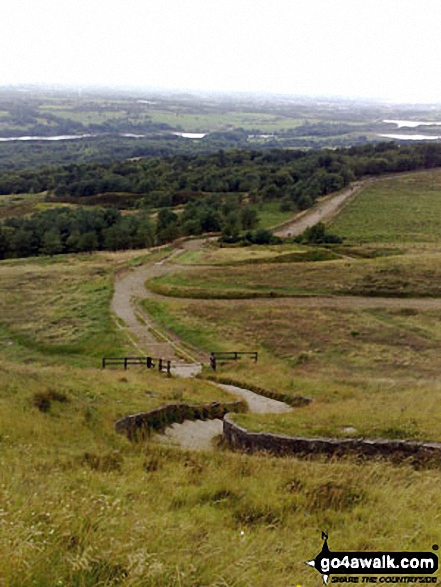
[2,142,441,213]
[0,194,263,259]
[0,207,155,259]
[3,142,441,259]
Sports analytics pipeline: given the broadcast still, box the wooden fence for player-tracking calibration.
[102,356,171,375]
[209,351,258,371]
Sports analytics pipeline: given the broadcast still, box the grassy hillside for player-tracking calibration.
[4,168,441,585]
[3,252,440,586]
[148,252,441,298]
[331,169,441,243]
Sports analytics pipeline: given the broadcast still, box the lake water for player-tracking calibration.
[0,131,208,142]
[379,133,441,141]
[383,119,441,128]
[0,134,96,142]
[172,132,207,139]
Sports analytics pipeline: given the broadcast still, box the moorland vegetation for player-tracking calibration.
[3,89,441,585]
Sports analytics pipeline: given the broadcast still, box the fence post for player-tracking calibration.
[166,361,171,376]
[255,352,258,363]
[124,358,127,370]
[102,358,106,369]
[210,354,216,371]
[159,358,163,372]
[147,357,153,369]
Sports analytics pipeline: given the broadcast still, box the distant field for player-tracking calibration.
[147,110,308,132]
[39,107,129,124]
[37,103,311,133]
[331,169,441,243]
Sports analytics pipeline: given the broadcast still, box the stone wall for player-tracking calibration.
[116,400,246,441]
[223,415,441,464]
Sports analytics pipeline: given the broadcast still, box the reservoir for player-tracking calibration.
[383,119,441,128]
[171,132,207,139]
[378,133,441,141]
[0,134,96,142]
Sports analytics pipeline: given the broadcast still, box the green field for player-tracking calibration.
[252,201,297,228]
[147,109,308,132]
[331,169,441,243]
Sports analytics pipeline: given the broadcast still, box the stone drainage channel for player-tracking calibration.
[111,241,293,450]
[157,384,292,451]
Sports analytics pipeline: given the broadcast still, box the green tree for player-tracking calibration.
[240,206,259,230]
[40,230,63,256]
[78,231,98,253]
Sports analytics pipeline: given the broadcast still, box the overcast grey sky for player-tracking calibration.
[2,0,441,102]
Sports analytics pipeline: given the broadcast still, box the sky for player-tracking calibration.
[2,0,441,103]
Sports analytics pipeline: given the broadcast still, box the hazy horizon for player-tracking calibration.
[3,0,441,104]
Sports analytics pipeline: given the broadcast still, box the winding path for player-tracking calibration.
[111,246,202,377]
[111,179,441,449]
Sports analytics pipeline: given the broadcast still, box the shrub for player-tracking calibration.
[32,389,69,412]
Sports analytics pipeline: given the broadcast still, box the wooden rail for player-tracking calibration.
[209,351,258,371]
[102,356,171,375]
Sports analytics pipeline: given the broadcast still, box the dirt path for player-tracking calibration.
[274,181,365,238]
[112,242,296,449]
[111,247,202,377]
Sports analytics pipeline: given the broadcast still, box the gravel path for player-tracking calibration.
[111,247,202,376]
[274,181,364,238]
[216,384,292,414]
